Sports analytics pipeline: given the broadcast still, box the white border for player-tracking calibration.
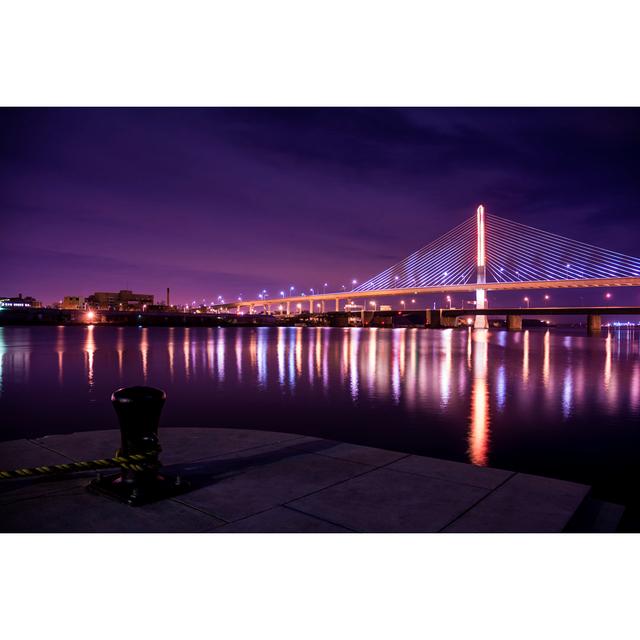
[1,1,639,106]
[1,2,638,638]
[1,534,638,639]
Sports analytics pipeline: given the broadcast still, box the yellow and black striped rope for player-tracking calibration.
[0,452,158,480]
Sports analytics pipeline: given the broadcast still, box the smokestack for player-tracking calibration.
[166,287,170,307]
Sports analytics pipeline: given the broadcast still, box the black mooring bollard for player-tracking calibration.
[88,386,188,506]
[112,385,165,478]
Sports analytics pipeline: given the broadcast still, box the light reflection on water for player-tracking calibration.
[0,328,6,396]
[56,325,65,386]
[469,330,489,466]
[117,327,124,379]
[1,325,640,502]
[84,325,95,392]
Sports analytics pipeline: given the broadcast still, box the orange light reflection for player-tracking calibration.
[468,330,489,466]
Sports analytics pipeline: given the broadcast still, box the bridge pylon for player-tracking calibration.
[475,204,489,329]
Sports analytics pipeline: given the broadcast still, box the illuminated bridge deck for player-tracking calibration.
[0,427,623,532]
[442,305,640,317]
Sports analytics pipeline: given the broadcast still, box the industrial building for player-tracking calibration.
[86,289,154,310]
[60,295,85,309]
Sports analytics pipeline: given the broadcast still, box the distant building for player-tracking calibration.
[0,293,42,309]
[61,295,85,310]
[86,289,154,311]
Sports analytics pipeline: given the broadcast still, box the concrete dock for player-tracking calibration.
[0,427,623,533]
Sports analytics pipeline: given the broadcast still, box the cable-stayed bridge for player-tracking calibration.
[219,205,640,329]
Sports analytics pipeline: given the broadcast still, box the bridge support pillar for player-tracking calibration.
[506,314,522,331]
[587,314,602,335]
[321,301,325,313]
[441,312,456,328]
[286,301,290,315]
[474,290,488,329]
[426,310,455,328]
[425,309,436,328]
[335,298,340,311]
[236,305,241,315]
[249,304,254,315]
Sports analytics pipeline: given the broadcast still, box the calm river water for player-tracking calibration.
[1,325,639,504]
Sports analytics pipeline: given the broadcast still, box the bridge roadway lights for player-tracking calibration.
[587,314,602,336]
[88,386,188,506]
[506,314,523,331]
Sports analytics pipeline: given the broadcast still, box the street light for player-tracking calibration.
[369,301,377,311]
[280,291,285,298]
[400,300,406,310]
[544,294,550,303]
[446,295,451,309]
[605,292,612,300]
[411,299,416,308]
[352,279,357,290]
[524,296,530,308]
[323,283,328,294]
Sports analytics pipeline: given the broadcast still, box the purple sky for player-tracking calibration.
[1,108,639,306]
